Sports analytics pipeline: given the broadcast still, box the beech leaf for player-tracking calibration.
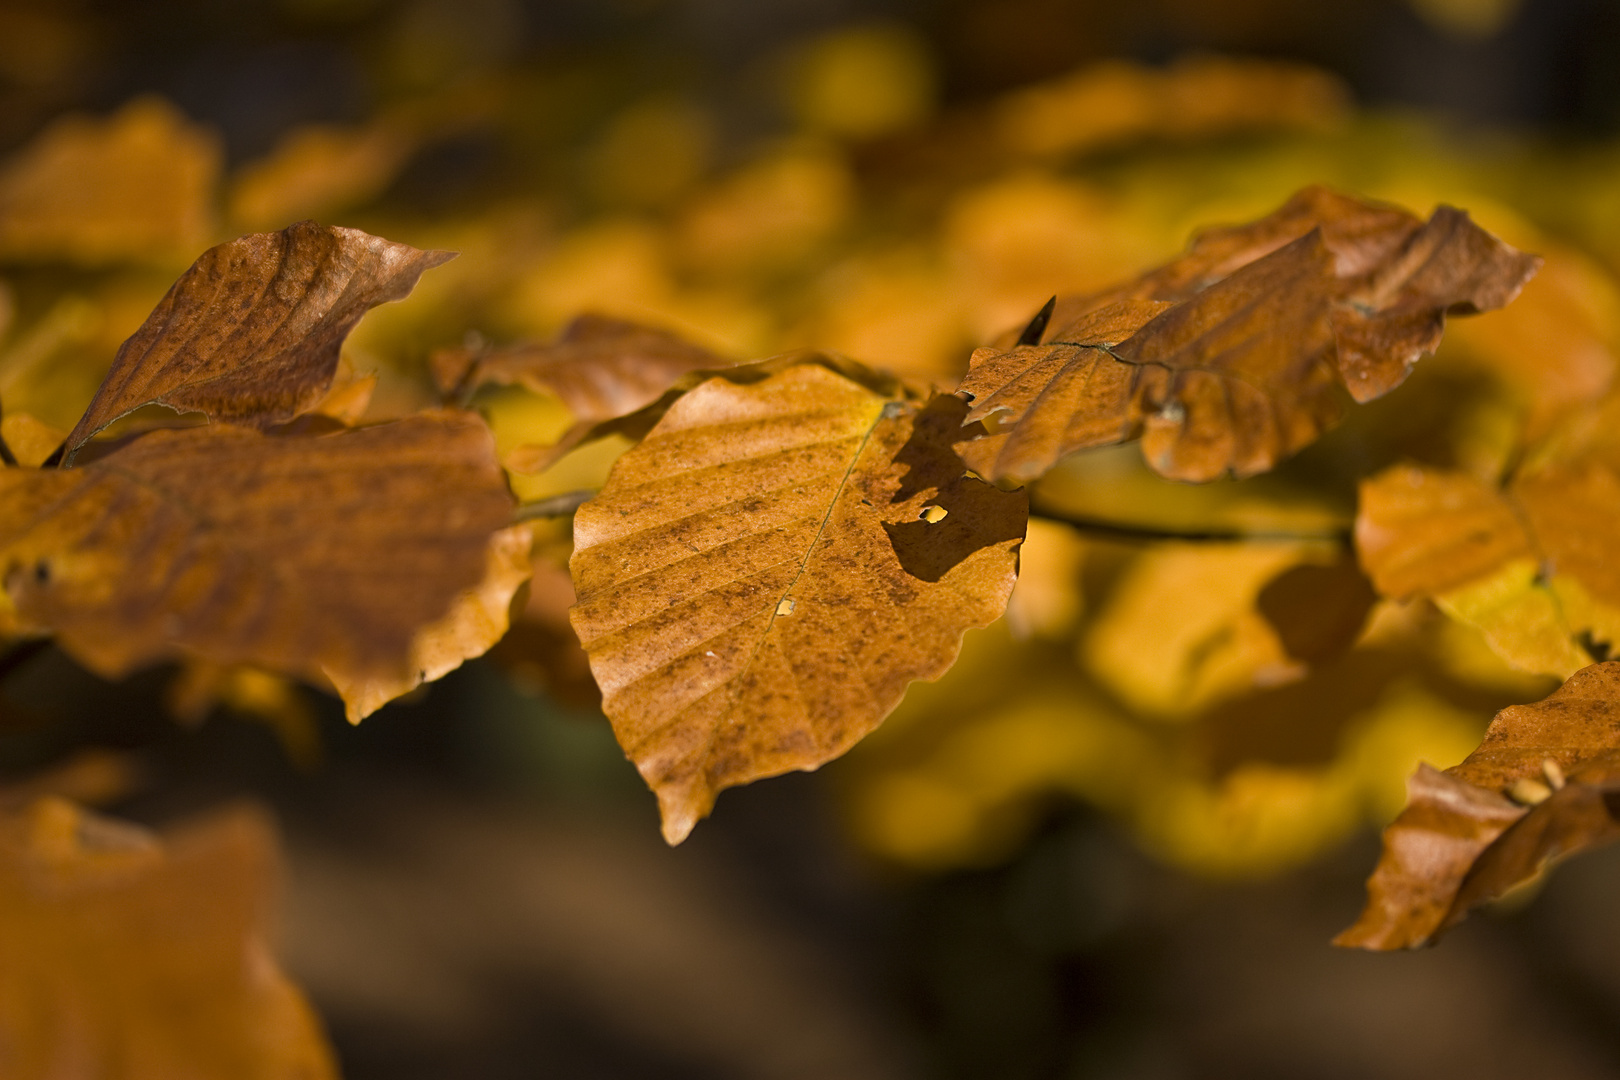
[1356,453,1620,677]
[1338,661,1620,950]
[569,363,1027,843]
[62,221,453,457]
[0,411,523,720]
[956,187,1541,483]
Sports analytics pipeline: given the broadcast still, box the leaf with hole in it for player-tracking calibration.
[569,363,1027,843]
[1338,661,1620,950]
[62,221,453,457]
[0,411,523,720]
[956,186,1541,484]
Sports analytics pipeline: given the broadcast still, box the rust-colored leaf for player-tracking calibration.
[956,187,1540,483]
[62,221,453,457]
[0,797,338,1079]
[0,411,523,720]
[1338,661,1620,950]
[569,363,1027,843]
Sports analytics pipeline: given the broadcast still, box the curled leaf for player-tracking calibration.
[0,411,520,719]
[63,222,453,456]
[1338,661,1620,949]
[956,187,1540,483]
[569,363,1027,843]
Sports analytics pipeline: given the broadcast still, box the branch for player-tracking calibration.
[1027,496,1352,546]
[511,486,1351,545]
[513,489,597,521]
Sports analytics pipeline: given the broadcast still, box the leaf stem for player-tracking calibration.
[511,486,1352,545]
[1027,497,1352,545]
[512,489,597,521]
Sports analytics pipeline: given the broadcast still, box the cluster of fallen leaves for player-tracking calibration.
[4,37,1620,1078]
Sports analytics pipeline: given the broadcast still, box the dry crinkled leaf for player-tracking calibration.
[0,411,522,720]
[956,187,1540,483]
[0,797,337,1079]
[569,363,1027,843]
[0,97,222,265]
[62,221,454,456]
[1338,661,1620,950]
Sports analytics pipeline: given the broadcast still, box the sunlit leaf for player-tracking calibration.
[570,363,1026,843]
[63,222,453,455]
[956,187,1540,483]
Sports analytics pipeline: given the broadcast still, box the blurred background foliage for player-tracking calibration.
[4,0,1620,1077]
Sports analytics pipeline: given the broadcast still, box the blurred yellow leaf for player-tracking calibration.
[0,97,221,266]
[996,55,1350,160]
[783,23,936,139]
[229,120,418,230]
[1080,542,1322,718]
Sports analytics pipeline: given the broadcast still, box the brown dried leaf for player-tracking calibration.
[569,363,1027,843]
[436,313,732,415]
[438,314,736,474]
[0,411,522,720]
[0,797,337,1079]
[1338,661,1620,950]
[957,187,1540,483]
[63,222,453,456]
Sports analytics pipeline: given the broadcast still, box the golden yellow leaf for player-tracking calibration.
[995,55,1351,160]
[229,121,418,230]
[569,363,1026,843]
[0,97,221,266]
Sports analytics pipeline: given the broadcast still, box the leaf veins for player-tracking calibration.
[569,363,1027,843]
[955,186,1541,484]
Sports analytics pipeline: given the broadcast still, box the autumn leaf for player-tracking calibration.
[62,221,453,457]
[995,55,1351,160]
[0,411,524,721]
[955,186,1541,483]
[569,362,1027,843]
[0,96,221,266]
[0,797,337,1079]
[435,313,735,472]
[1338,661,1620,950]
[1356,407,1620,677]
